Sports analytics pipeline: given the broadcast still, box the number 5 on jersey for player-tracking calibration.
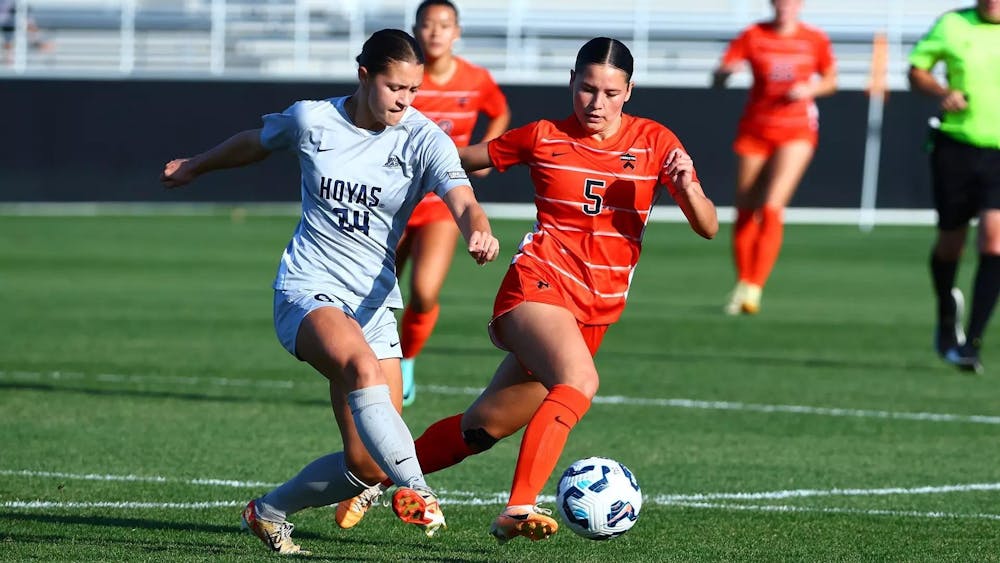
[583,178,606,215]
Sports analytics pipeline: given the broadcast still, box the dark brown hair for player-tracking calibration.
[575,37,634,81]
[415,0,459,22]
[356,29,425,75]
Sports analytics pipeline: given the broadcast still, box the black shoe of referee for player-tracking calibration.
[944,341,983,374]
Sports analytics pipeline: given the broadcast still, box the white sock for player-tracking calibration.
[257,451,369,522]
[347,384,426,489]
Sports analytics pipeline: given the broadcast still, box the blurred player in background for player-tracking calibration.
[712,0,837,315]
[336,37,717,543]
[909,0,1000,374]
[1,0,52,64]
[397,0,510,406]
[160,29,500,554]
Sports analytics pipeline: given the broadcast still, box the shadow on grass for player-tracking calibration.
[2,513,500,562]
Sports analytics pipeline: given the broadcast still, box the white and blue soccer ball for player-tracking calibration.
[555,457,642,540]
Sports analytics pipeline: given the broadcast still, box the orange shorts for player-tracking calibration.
[489,259,609,356]
[407,193,452,229]
[733,126,818,158]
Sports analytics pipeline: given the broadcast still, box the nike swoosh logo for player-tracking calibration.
[552,152,567,157]
[318,147,335,152]
[394,456,413,465]
[389,341,400,347]
[508,512,530,521]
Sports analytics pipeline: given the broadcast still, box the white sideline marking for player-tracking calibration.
[663,501,1000,521]
[423,385,1000,426]
[4,501,245,509]
[6,468,1000,510]
[0,469,281,489]
[4,369,1000,425]
[6,468,1000,520]
[0,370,293,389]
[5,499,1000,522]
[657,482,1000,502]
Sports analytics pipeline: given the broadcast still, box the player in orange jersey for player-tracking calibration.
[335,37,717,542]
[398,0,510,406]
[712,0,837,315]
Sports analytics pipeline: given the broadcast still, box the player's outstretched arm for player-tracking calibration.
[469,106,511,179]
[458,143,493,173]
[441,185,500,265]
[665,149,718,240]
[161,128,271,189]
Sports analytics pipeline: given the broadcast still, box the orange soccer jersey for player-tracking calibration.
[413,56,507,148]
[407,57,508,226]
[722,23,835,135]
[487,114,699,326]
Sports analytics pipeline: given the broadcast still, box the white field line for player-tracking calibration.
[5,468,1000,508]
[5,497,1000,522]
[5,499,1000,522]
[0,469,281,488]
[4,369,1000,425]
[4,501,245,509]
[422,385,1000,425]
[663,501,1000,521]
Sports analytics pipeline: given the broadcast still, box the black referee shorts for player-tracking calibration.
[932,131,1000,230]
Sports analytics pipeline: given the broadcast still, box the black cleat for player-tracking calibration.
[944,342,983,374]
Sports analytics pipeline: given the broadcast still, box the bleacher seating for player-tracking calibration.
[3,0,957,87]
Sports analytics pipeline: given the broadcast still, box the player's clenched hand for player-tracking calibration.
[665,149,695,189]
[467,231,500,265]
[940,90,968,113]
[785,82,813,101]
[160,158,199,189]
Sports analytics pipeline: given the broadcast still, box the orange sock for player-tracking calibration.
[749,206,784,287]
[380,413,474,487]
[732,208,759,283]
[507,384,591,507]
[400,304,440,359]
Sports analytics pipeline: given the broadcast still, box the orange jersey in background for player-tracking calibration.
[722,23,835,133]
[407,57,508,225]
[487,115,698,326]
[412,56,508,148]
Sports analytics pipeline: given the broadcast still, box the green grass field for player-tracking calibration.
[2,212,1000,561]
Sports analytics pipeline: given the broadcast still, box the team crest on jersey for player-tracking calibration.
[620,153,637,170]
[384,155,403,169]
[436,119,455,135]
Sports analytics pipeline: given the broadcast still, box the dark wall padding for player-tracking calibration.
[0,78,940,208]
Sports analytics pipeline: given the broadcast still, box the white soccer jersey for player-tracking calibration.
[260,96,470,309]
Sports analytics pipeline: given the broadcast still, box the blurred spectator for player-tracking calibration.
[1,0,53,64]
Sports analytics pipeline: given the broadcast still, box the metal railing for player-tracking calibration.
[1,0,956,88]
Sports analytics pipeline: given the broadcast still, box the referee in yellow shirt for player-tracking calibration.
[909,0,1000,374]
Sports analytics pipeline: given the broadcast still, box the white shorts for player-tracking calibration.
[273,289,402,361]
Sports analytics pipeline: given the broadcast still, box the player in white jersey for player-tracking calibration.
[160,29,500,555]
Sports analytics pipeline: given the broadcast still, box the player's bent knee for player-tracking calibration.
[345,357,385,389]
[563,374,599,400]
[462,427,500,453]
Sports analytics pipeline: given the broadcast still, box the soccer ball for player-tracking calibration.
[555,457,642,540]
